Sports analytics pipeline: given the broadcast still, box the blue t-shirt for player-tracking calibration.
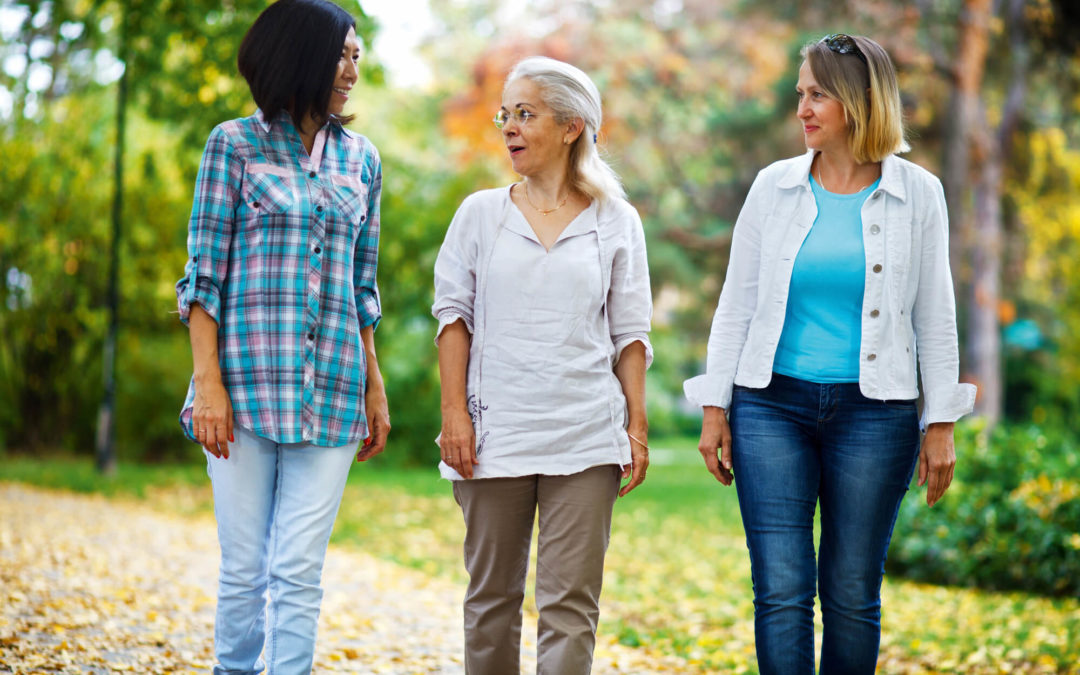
[772,175,881,383]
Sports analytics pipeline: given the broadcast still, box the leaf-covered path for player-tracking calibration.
[0,483,688,674]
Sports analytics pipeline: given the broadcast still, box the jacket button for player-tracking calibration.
[870,224,881,234]
[870,309,880,318]
[867,353,877,361]
[873,264,883,273]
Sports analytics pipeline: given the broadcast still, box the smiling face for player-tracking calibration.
[795,60,849,155]
[329,26,360,116]
[500,77,577,178]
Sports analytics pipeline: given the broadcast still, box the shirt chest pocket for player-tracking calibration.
[242,163,295,214]
[330,174,369,230]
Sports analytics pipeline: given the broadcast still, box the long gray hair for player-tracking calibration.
[506,57,625,203]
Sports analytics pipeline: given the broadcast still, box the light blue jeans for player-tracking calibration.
[206,425,356,675]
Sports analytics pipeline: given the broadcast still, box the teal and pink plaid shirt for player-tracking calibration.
[176,110,381,447]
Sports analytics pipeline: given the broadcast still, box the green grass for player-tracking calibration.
[0,453,208,497]
[3,443,1078,673]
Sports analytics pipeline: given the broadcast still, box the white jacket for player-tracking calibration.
[683,151,976,428]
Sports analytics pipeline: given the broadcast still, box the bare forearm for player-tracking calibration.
[438,320,471,412]
[614,341,647,427]
[189,304,222,385]
[361,323,384,391]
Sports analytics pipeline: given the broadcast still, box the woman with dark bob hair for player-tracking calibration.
[685,35,975,672]
[175,0,389,671]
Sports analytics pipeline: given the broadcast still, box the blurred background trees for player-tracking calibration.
[1,0,1079,464]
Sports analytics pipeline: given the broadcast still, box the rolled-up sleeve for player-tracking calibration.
[683,173,767,409]
[912,178,977,427]
[353,150,383,330]
[432,197,479,344]
[608,205,653,368]
[176,125,241,325]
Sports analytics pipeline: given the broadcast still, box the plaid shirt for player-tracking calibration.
[176,110,382,447]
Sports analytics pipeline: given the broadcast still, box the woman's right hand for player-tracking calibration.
[193,378,234,459]
[698,406,733,485]
[440,406,478,479]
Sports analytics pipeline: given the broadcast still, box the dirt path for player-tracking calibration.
[0,483,687,674]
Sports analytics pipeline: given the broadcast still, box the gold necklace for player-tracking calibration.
[523,182,568,216]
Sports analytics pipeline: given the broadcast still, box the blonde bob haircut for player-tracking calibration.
[505,56,625,203]
[801,35,910,163]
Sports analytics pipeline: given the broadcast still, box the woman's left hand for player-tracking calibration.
[357,378,390,462]
[918,422,956,507]
[619,423,649,497]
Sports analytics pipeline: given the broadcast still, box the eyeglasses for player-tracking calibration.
[493,108,543,130]
[820,33,868,67]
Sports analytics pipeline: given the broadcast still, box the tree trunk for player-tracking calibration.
[949,0,1004,425]
[95,7,127,475]
[970,125,1004,426]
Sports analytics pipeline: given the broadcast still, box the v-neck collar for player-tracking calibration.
[504,184,598,251]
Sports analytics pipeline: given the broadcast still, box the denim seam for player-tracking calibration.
[267,444,284,671]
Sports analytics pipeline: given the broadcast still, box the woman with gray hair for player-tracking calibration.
[432,56,653,674]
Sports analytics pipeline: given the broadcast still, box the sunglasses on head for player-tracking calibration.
[820,33,868,67]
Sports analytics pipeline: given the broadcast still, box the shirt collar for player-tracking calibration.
[253,108,356,139]
[776,149,907,201]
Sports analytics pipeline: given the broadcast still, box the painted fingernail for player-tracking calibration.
[229,433,234,442]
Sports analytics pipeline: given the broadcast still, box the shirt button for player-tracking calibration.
[252,201,260,209]
[309,171,316,178]
[307,332,315,341]
[870,224,881,234]
[867,353,877,361]
[360,214,366,223]
[316,205,324,213]
[192,255,199,262]
[870,309,880,318]
[314,246,321,254]
[873,264,883,273]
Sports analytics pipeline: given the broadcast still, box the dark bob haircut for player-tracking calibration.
[238,0,355,130]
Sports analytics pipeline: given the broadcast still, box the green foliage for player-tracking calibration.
[0,91,195,456]
[360,86,503,465]
[888,421,1080,597]
[0,0,385,460]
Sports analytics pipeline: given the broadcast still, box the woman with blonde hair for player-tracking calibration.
[685,34,975,673]
[433,56,652,674]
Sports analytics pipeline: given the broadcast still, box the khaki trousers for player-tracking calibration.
[452,464,621,675]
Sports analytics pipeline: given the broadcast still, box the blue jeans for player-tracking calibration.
[206,425,356,675]
[729,373,920,675]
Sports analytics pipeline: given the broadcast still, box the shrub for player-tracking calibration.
[888,421,1080,596]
